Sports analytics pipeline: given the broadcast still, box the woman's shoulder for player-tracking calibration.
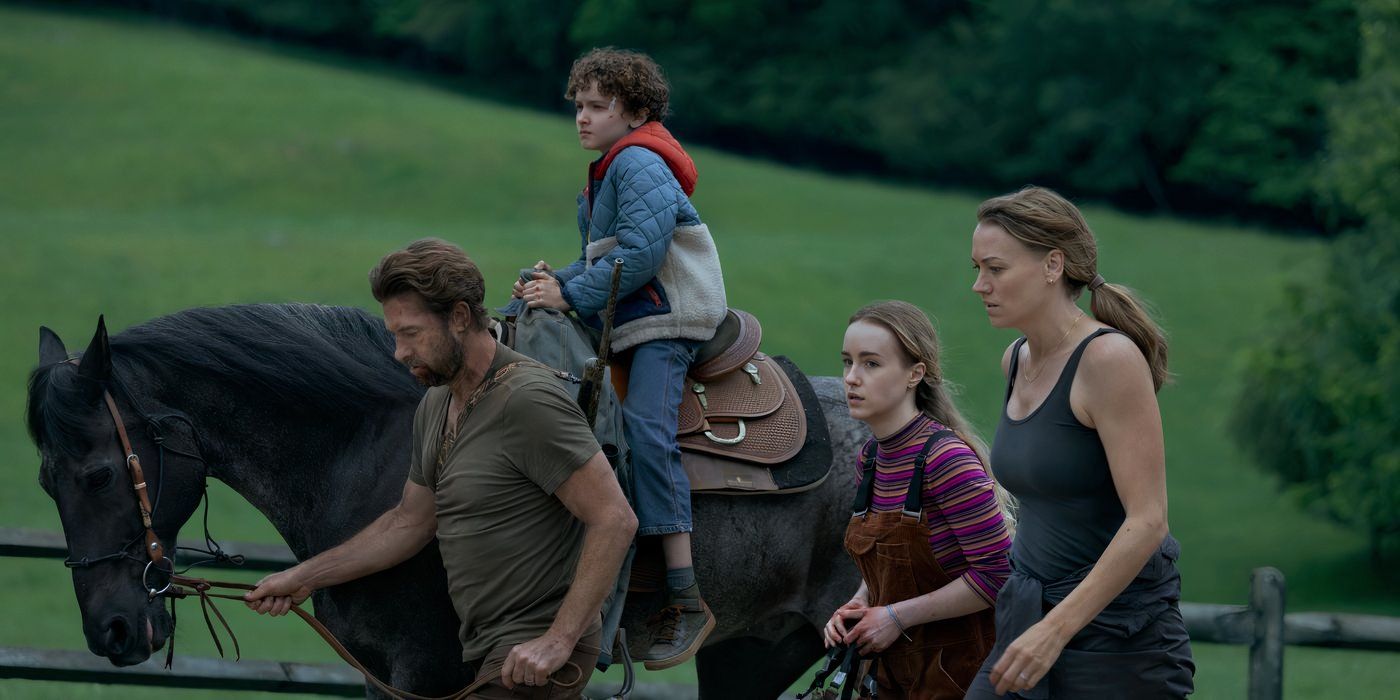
[1077,328,1150,382]
[1070,328,1157,420]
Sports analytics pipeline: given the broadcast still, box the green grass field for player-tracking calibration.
[2,5,1396,698]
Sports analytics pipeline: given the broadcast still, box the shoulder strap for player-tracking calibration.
[903,429,956,517]
[1043,327,1125,405]
[1004,337,1027,402]
[851,439,879,516]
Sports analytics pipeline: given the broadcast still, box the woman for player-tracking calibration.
[964,187,1194,698]
[823,300,1013,699]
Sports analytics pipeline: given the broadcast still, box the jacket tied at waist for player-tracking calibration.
[990,536,1185,699]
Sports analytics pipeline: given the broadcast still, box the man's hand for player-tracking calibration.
[244,568,312,617]
[501,631,574,689]
[523,272,570,311]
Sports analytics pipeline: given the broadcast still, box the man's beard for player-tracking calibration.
[409,332,465,387]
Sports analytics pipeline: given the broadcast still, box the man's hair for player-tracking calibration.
[565,47,670,122]
[369,238,488,330]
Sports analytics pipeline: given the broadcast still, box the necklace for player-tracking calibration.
[436,361,530,468]
[1021,313,1084,383]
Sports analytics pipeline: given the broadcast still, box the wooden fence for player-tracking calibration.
[3,527,1399,699]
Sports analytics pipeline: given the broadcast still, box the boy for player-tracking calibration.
[514,48,726,670]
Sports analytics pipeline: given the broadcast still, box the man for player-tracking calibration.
[246,238,637,698]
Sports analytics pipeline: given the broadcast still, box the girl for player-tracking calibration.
[825,300,1012,699]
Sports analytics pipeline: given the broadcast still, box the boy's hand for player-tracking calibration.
[524,272,570,311]
[512,261,553,299]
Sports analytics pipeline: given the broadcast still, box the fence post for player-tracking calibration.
[1248,567,1285,700]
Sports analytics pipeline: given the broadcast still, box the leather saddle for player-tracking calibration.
[678,310,804,465]
[675,310,829,494]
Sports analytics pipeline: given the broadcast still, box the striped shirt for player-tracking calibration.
[856,413,1013,604]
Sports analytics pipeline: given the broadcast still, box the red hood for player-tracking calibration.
[591,122,697,196]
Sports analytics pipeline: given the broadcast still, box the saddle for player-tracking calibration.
[678,310,803,464]
[674,309,831,495]
[496,307,830,496]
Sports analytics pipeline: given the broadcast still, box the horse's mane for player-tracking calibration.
[28,304,423,457]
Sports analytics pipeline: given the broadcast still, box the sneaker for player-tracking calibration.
[640,584,715,670]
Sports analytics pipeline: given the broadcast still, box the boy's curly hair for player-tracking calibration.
[565,48,670,123]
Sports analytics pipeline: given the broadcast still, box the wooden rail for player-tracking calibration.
[0,646,695,699]
[0,527,298,571]
[6,529,1400,699]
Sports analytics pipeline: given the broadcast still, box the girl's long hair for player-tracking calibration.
[850,300,1016,530]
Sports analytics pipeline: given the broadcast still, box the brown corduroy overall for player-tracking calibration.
[844,431,997,700]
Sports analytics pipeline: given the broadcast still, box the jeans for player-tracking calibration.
[623,338,701,536]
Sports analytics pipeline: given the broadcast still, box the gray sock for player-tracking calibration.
[666,566,696,592]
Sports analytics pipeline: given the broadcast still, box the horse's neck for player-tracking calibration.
[149,374,415,559]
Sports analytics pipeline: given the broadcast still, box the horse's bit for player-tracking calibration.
[61,365,590,699]
[61,386,173,598]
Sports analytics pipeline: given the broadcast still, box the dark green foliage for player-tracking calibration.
[90,0,1360,226]
[867,1,1216,209]
[1173,0,1358,216]
[1231,0,1400,557]
[1230,227,1400,557]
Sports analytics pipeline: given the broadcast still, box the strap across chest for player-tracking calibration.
[433,360,536,470]
[851,428,955,518]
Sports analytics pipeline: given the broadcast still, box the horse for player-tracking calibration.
[27,304,867,699]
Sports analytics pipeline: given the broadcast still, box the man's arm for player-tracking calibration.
[501,450,637,688]
[244,479,438,616]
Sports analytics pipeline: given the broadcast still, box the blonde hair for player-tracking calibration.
[849,300,1016,530]
[976,186,1169,391]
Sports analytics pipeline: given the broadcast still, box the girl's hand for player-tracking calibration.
[823,599,868,647]
[843,604,903,655]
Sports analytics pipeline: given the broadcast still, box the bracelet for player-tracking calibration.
[886,604,913,642]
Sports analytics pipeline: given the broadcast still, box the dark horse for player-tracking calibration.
[27,304,865,699]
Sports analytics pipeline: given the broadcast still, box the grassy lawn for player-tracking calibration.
[1,4,1395,698]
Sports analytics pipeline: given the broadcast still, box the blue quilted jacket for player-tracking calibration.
[555,146,701,329]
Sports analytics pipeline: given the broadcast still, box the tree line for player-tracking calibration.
[86,0,1360,231]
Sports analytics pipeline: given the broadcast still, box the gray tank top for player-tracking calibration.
[992,328,1125,582]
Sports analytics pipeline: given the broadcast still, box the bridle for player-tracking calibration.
[61,389,174,597]
[52,361,586,699]
[56,359,254,667]
[59,359,241,599]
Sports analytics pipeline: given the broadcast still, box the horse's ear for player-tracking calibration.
[39,326,68,365]
[76,316,111,382]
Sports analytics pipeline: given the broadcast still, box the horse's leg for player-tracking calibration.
[694,626,825,700]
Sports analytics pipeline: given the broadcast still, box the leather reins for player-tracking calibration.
[73,366,580,699]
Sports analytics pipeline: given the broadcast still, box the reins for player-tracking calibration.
[69,359,581,699]
[163,573,587,700]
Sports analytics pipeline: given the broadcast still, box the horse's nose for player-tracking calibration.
[100,615,135,657]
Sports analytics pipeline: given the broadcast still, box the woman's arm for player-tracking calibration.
[989,333,1169,694]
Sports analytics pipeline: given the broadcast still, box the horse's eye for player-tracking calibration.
[83,467,114,494]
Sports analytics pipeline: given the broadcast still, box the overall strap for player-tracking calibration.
[851,439,879,516]
[903,429,955,518]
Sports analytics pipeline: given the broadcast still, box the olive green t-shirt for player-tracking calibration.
[407,343,601,662]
